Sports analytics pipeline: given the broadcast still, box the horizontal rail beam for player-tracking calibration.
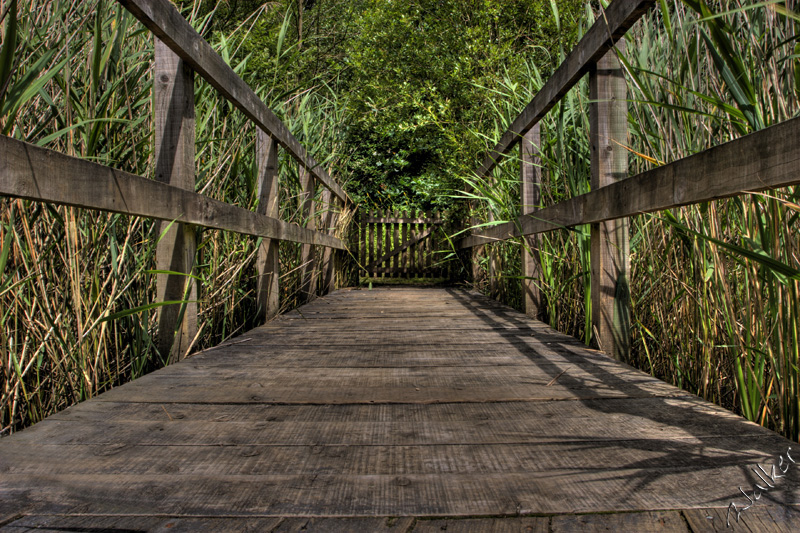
[0,136,346,250]
[368,267,437,275]
[117,0,349,204]
[460,116,800,248]
[474,0,654,180]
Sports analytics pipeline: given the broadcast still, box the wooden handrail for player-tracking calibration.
[459,116,800,248]
[474,0,654,181]
[0,136,346,250]
[460,0,798,359]
[117,0,349,204]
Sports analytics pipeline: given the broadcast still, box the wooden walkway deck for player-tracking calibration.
[1,287,799,531]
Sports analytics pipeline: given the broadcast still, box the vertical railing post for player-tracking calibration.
[320,186,337,295]
[589,43,630,360]
[359,209,367,279]
[521,124,543,320]
[368,209,375,278]
[154,39,197,363]
[470,212,482,286]
[487,211,498,298]
[255,129,280,322]
[299,165,317,301]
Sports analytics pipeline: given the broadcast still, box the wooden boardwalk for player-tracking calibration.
[1,287,799,531]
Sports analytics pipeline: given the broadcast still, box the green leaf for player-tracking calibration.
[0,0,17,99]
[144,269,202,281]
[0,203,14,292]
[661,213,800,283]
[2,52,67,128]
[99,300,196,323]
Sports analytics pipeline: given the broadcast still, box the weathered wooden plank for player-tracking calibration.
[376,209,384,277]
[82,378,690,405]
[410,213,419,275]
[521,124,543,320]
[426,210,435,277]
[116,0,348,203]
[255,130,280,322]
[488,210,498,297]
[2,287,797,523]
[3,436,782,477]
[0,136,346,249]
[551,511,688,532]
[299,166,317,301]
[154,39,197,362]
[474,0,654,179]
[0,516,283,532]
[0,514,24,530]
[359,211,367,274]
[1,469,798,518]
[684,506,800,532]
[470,214,483,284]
[589,44,630,360]
[48,396,750,427]
[368,209,376,276]
[402,211,409,275]
[460,115,800,248]
[384,209,392,275]
[320,188,337,295]
[392,215,399,277]
[275,518,414,532]
[413,517,548,533]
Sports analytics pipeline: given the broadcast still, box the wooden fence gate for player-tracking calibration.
[358,211,448,279]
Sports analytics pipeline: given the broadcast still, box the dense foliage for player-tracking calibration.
[201,0,584,210]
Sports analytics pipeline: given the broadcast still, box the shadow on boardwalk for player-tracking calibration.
[0,287,798,531]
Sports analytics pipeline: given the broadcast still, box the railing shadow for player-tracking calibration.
[443,287,800,512]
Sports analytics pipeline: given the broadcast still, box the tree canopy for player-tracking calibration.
[199,0,584,210]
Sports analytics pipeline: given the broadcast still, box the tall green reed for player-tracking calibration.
[0,0,350,433]
[460,0,800,440]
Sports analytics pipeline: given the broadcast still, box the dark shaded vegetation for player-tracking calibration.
[200,0,584,210]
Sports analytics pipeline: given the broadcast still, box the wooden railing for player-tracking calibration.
[457,0,800,360]
[358,211,446,279]
[0,0,348,362]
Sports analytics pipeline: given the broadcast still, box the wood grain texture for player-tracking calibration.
[153,39,198,362]
[368,209,375,275]
[4,510,795,532]
[0,135,346,249]
[460,115,800,249]
[116,0,348,203]
[589,44,630,360]
[299,166,318,302]
[359,211,367,274]
[550,510,688,532]
[684,506,800,532]
[521,124,543,320]
[320,188,338,295]
[1,288,797,528]
[474,0,654,179]
[413,517,549,533]
[255,130,281,322]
